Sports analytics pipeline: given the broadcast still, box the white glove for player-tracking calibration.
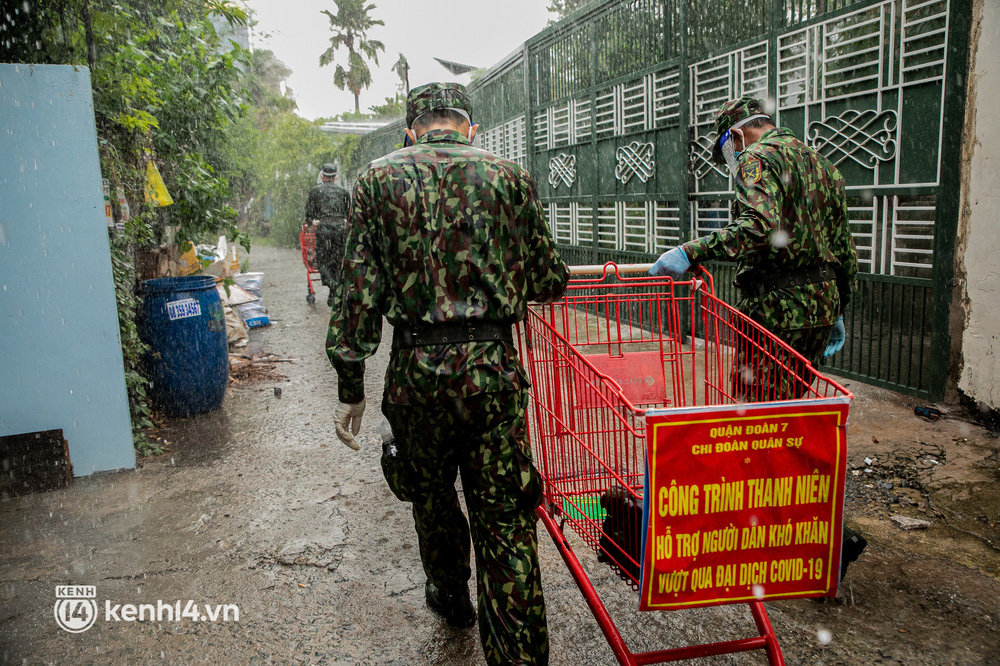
[335,398,366,450]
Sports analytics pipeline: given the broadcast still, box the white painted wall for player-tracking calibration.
[959,0,1000,410]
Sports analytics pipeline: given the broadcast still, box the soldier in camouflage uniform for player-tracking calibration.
[651,97,858,400]
[327,82,569,666]
[305,163,351,306]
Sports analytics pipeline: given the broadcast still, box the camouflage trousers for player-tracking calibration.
[314,219,347,289]
[381,389,548,666]
[732,324,834,401]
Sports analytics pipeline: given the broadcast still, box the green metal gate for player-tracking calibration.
[357,0,971,401]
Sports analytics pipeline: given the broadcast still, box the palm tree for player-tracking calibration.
[392,53,410,94]
[319,0,385,113]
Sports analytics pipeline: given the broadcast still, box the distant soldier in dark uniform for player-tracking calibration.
[305,163,351,306]
[327,82,569,666]
[651,96,858,400]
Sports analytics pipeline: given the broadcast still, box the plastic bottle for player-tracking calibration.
[377,417,397,458]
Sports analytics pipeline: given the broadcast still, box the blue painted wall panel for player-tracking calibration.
[0,64,135,476]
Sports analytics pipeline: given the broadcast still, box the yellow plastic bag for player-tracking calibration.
[177,242,200,276]
[144,161,174,207]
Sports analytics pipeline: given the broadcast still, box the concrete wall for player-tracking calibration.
[958,0,1000,411]
[0,64,135,476]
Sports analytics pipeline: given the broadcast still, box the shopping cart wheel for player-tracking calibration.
[306,293,316,304]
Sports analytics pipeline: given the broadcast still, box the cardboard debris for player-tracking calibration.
[891,515,931,530]
[217,283,259,306]
[223,303,249,349]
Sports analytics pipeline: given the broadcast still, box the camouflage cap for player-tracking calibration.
[321,163,338,177]
[406,82,473,128]
[711,97,772,165]
[714,96,771,138]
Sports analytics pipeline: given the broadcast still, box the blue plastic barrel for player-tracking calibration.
[139,275,228,417]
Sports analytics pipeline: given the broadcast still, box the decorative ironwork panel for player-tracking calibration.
[548,153,578,188]
[534,110,549,150]
[355,0,966,400]
[686,0,768,55]
[621,201,649,252]
[621,78,649,134]
[552,104,572,148]
[688,135,726,184]
[690,41,769,134]
[821,2,892,101]
[470,57,525,131]
[901,0,949,86]
[596,202,619,249]
[843,194,935,279]
[653,67,682,128]
[777,1,901,109]
[596,0,681,83]
[847,196,883,275]
[807,108,898,169]
[481,115,527,168]
[654,201,682,250]
[778,26,821,108]
[575,98,592,142]
[594,88,618,138]
[590,200,670,253]
[576,202,594,245]
[532,23,593,105]
[549,203,573,244]
[780,0,874,28]
[615,141,655,184]
[891,195,936,278]
[691,200,732,239]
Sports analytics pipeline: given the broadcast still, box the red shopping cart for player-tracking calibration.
[520,263,853,666]
[299,223,321,304]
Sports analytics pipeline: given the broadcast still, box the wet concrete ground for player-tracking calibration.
[2,245,999,665]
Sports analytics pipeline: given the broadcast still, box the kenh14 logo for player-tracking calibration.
[54,585,98,633]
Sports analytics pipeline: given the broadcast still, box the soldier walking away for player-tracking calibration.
[327,82,569,666]
[305,163,351,306]
[649,96,865,580]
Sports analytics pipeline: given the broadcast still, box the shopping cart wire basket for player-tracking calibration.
[520,262,853,666]
[299,223,321,304]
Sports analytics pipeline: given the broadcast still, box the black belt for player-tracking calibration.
[391,321,513,350]
[740,263,838,297]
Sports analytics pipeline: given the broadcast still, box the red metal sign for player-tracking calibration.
[639,399,849,610]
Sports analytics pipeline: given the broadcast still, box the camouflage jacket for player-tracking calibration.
[683,127,858,330]
[305,181,351,223]
[327,128,569,405]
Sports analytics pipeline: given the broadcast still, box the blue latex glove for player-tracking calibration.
[649,247,691,279]
[824,317,846,357]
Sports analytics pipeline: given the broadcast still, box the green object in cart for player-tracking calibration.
[563,495,606,522]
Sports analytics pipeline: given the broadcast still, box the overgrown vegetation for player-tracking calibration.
[0,1,349,453]
[319,0,385,113]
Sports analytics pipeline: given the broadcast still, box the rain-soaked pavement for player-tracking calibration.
[2,245,999,665]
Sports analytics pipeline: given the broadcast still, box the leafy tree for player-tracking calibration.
[392,52,410,94]
[229,48,360,249]
[547,0,593,21]
[319,0,385,113]
[1,0,251,453]
[368,93,405,119]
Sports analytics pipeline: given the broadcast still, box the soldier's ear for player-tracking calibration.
[732,128,746,152]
